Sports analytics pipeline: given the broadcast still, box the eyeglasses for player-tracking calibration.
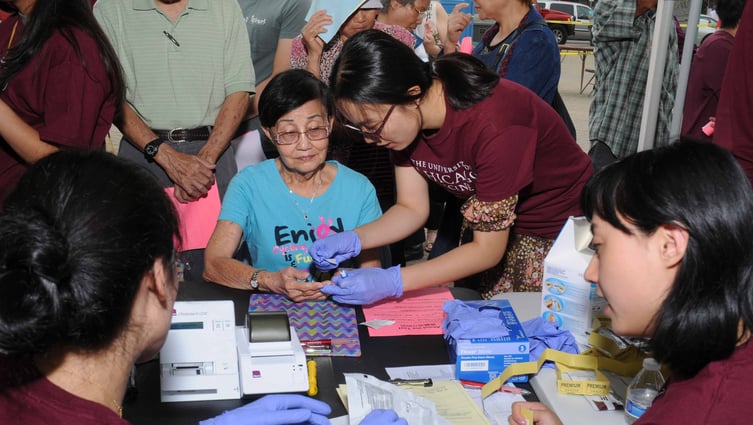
[413,5,429,19]
[343,104,397,142]
[273,126,330,145]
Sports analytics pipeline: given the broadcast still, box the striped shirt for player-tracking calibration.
[94,0,255,129]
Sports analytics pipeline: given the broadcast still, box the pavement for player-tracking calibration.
[557,40,595,153]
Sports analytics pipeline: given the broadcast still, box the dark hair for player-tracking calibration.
[0,150,180,356]
[0,0,124,107]
[259,69,334,128]
[330,29,499,110]
[581,140,753,379]
[716,0,747,29]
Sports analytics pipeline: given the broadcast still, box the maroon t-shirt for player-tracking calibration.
[0,357,129,425]
[714,1,753,184]
[0,15,117,202]
[681,30,734,142]
[636,341,753,425]
[392,79,592,239]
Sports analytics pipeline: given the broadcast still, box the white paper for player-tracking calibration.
[305,0,365,44]
[344,373,451,425]
[385,364,456,381]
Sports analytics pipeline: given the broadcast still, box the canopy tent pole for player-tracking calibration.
[670,0,705,140]
[637,0,676,152]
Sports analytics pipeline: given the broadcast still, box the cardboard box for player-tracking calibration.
[446,299,530,383]
[540,216,606,346]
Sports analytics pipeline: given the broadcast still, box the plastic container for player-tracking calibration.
[625,358,665,424]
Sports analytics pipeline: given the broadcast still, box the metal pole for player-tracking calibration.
[670,0,704,140]
[637,0,675,152]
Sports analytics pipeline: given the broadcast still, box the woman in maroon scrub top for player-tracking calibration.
[0,0,123,204]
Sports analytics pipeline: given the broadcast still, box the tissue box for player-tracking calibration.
[540,217,606,346]
[446,299,530,383]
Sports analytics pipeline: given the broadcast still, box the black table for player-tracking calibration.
[123,281,531,424]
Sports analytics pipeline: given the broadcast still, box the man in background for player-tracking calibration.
[588,0,678,170]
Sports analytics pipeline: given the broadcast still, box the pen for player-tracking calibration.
[307,360,318,396]
[325,258,337,265]
[388,378,433,387]
[460,379,531,395]
[163,30,180,47]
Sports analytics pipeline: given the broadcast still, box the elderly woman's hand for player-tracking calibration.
[264,267,329,302]
[301,10,332,59]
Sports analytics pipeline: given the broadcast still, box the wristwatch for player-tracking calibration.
[144,138,164,162]
[249,269,263,290]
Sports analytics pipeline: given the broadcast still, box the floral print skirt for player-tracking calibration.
[479,233,554,298]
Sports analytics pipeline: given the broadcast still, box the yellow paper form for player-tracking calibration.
[401,380,492,425]
[337,381,491,425]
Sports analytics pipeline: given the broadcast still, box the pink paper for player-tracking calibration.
[362,287,454,337]
[165,183,221,251]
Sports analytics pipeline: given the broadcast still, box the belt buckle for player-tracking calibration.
[167,127,185,143]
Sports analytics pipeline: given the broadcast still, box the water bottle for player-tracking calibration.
[624,358,665,424]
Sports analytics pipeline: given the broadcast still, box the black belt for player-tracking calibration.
[152,126,213,142]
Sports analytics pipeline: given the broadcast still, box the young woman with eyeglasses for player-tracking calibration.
[309,30,592,304]
[203,69,382,301]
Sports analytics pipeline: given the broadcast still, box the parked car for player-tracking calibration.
[694,14,718,46]
[537,5,576,44]
[538,0,594,42]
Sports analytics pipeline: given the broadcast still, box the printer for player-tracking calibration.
[159,300,241,402]
[236,311,309,395]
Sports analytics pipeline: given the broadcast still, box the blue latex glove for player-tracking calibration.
[359,409,408,425]
[199,394,331,425]
[310,230,361,271]
[321,265,403,305]
[521,317,579,369]
[442,300,510,339]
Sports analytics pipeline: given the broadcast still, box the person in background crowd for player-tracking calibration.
[471,0,560,103]
[94,0,254,281]
[94,0,253,203]
[311,31,591,303]
[233,0,311,163]
[714,0,753,184]
[0,0,123,204]
[291,0,414,84]
[588,0,678,170]
[682,0,747,142]
[510,141,753,425]
[0,150,405,425]
[204,70,382,301]
[414,1,450,60]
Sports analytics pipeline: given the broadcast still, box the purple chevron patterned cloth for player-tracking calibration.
[248,293,361,357]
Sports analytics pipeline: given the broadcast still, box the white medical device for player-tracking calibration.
[159,300,240,402]
[236,311,309,395]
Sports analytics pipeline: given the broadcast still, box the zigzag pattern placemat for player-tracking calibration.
[248,293,361,357]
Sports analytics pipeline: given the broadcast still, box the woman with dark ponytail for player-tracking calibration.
[310,30,592,303]
[0,0,124,204]
[0,150,371,424]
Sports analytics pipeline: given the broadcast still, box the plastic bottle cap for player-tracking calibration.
[643,358,660,370]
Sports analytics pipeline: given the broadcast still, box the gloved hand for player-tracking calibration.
[321,265,403,305]
[359,409,408,425]
[310,230,361,271]
[200,394,331,425]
